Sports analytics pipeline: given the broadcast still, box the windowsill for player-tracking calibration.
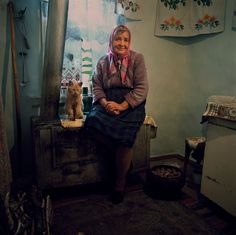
[60,118,85,128]
[59,115,158,139]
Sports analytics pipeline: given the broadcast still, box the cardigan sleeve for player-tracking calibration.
[92,59,106,104]
[124,53,149,108]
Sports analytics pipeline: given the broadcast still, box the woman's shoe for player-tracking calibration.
[127,161,133,175]
[110,190,124,204]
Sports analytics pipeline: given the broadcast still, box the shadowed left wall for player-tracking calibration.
[0,0,13,198]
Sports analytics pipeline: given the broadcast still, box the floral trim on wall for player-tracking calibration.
[161,16,184,31]
[155,0,225,37]
[195,14,219,31]
[160,0,186,10]
[193,0,212,7]
[115,0,142,24]
[118,0,140,12]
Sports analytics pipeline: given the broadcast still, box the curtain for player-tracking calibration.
[61,0,118,94]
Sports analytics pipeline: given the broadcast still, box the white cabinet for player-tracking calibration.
[201,118,236,216]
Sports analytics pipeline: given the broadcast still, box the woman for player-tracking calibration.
[84,24,148,204]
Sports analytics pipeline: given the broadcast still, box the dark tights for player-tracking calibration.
[115,147,133,191]
[86,128,133,192]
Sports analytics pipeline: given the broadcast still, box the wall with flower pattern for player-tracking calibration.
[155,0,226,37]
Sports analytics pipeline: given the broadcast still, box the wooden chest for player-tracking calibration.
[32,118,156,190]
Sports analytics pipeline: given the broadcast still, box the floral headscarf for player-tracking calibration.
[107,25,131,82]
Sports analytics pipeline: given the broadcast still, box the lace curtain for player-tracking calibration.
[62,0,118,94]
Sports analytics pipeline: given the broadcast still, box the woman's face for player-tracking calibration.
[112,31,130,56]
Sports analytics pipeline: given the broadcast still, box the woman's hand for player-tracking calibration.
[105,100,129,116]
[105,101,120,115]
[100,98,129,116]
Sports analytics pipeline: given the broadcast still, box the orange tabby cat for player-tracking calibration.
[66,80,83,120]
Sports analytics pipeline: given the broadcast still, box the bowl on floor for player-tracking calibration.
[144,165,185,200]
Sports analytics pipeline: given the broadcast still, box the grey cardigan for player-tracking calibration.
[92,50,148,108]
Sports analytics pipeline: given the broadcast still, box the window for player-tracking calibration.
[61,0,118,94]
[39,0,140,118]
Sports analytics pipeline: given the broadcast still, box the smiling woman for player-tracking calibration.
[84,24,149,204]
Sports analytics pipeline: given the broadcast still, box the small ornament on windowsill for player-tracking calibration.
[82,87,93,115]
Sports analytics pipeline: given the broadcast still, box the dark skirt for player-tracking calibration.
[84,88,146,147]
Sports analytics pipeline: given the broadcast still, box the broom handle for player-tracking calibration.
[8,1,22,168]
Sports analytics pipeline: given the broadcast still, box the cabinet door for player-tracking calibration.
[35,127,102,189]
[201,123,236,216]
[52,127,97,169]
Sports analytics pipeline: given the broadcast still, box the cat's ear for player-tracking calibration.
[68,80,73,86]
[78,81,83,87]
